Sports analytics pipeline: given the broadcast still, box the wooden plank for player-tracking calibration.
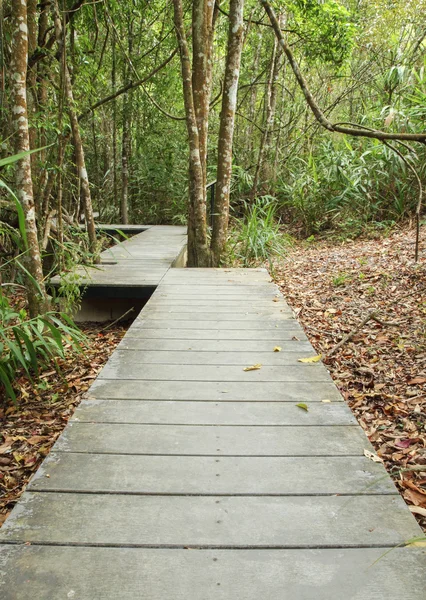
[118,338,313,352]
[123,328,307,340]
[72,399,355,425]
[132,320,300,329]
[0,493,420,547]
[88,379,343,401]
[107,349,323,366]
[29,453,395,495]
[53,423,368,455]
[98,363,330,382]
[1,546,425,600]
[137,312,293,321]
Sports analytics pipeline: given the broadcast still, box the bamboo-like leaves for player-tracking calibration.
[0,293,86,403]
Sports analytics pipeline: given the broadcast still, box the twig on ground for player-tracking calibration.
[325,309,405,357]
[98,307,134,332]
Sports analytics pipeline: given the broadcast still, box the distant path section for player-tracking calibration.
[1,261,425,598]
[51,224,187,288]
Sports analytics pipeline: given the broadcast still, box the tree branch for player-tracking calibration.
[78,49,178,121]
[260,0,426,144]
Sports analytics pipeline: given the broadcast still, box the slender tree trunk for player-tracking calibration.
[0,0,4,112]
[112,37,118,215]
[192,0,217,189]
[173,0,210,267]
[10,0,50,316]
[251,29,283,197]
[52,0,98,259]
[121,97,131,224]
[247,34,262,161]
[210,0,245,265]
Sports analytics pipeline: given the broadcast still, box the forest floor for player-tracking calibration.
[273,224,426,533]
[0,320,126,526]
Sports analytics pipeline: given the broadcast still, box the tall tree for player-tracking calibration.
[174,0,244,266]
[211,0,245,263]
[52,0,98,259]
[10,0,50,316]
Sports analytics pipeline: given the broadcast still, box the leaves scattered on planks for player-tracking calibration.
[273,225,426,532]
[0,321,127,527]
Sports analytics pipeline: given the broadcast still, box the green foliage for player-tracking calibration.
[332,272,350,287]
[232,196,291,265]
[276,138,423,237]
[287,0,356,66]
[0,290,86,403]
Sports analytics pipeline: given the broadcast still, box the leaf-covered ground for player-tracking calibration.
[273,225,426,532]
[0,322,126,526]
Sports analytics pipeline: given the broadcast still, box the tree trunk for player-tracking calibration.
[121,97,131,224]
[210,0,245,265]
[52,0,98,260]
[10,0,50,316]
[252,29,283,198]
[173,0,210,267]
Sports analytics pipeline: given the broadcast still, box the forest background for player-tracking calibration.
[1,0,426,287]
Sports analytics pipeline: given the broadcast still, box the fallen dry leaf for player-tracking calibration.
[298,354,322,363]
[273,346,282,352]
[364,449,383,463]
[243,364,262,371]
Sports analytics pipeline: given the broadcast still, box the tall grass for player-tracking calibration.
[232,196,291,265]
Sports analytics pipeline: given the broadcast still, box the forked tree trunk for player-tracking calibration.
[173,0,210,267]
[210,0,245,265]
[10,0,50,316]
[52,0,98,260]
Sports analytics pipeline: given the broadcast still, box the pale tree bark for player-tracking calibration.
[52,0,98,259]
[121,96,131,224]
[173,0,210,267]
[10,0,50,316]
[120,21,133,225]
[211,0,245,265]
[192,0,217,189]
[252,26,284,197]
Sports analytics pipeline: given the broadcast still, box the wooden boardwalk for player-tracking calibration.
[51,225,187,289]
[1,264,425,598]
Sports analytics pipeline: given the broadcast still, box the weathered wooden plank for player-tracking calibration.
[123,328,307,340]
[118,338,313,352]
[72,399,355,425]
[29,453,395,495]
[136,312,293,321]
[53,423,368,455]
[156,287,280,295]
[98,363,330,382]
[0,493,420,547]
[88,379,342,401]
[142,302,291,310]
[1,546,425,600]
[108,349,321,366]
[132,320,300,329]
[152,294,283,301]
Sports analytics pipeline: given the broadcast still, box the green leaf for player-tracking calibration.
[0,145,52,168]
[296,403,309,412]
[17,328,39,375]
[0,180,28,249]
[0,363,17,404]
